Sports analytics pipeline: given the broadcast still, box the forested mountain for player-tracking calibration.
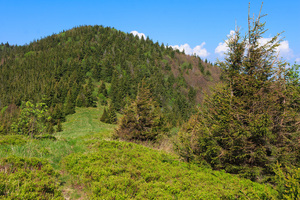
[1,11,299,199]
[0,25,220,135]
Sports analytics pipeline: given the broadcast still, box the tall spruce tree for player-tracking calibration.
[176,3,300,181]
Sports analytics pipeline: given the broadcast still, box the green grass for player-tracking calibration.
[0,106,115,169]
[0,106,279,199]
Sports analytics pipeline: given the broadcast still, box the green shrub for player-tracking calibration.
[62,140,277,199]
[274,164,300,200]
[0,135,27,145]
[0,156,63,199]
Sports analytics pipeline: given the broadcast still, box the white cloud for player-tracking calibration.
[296,58,300,63]
[215,30,235,56]
[258,38,293,59]
[130,30,210,58]
[276,40,292,56]
[215,30,293,60]
[170,42,210,58]
[130,31,146,39]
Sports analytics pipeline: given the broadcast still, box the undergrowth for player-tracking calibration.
[0,106,282,199]
[63,140,277,199]
[0,156,63,199]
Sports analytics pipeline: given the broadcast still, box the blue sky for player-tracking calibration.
[1,0,299,63]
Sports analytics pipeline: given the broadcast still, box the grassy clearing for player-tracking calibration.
[0,106,115,169]
[0,106,279,199]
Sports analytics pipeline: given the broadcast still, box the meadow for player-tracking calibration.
[0,106,278,199]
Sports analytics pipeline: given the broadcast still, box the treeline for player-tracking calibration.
[0,25,219,136]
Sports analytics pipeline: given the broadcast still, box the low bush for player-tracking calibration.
[0,156,63,199]
[0,135,28,145]
[63,140,277,199]
[274,164,300,200]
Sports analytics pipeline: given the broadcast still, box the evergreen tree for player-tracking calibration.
[107,103,117,124]
[176,4,300,181]
[98,81,107,97]
[100,108,108,123]
[115,81,167,141]
[64,89,75,115]
[51,103,65,124]
[109,71,121,110]
[56,119,63,132]
[84,77,96,107]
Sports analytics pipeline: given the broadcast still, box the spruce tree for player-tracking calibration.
[107,103,117,124]
[56,119,63,132]
[115,81,167,141]
[64,89,75,115]
[100,108,108,123]
[84,77,96,107]
[98,81,107,97]
[176,3,300,180]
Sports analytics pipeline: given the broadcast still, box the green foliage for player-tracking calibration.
[62,140,277,199]
[274,164,300,200]
[84,77,96,107]
[205,69,211,76]
[0,156,63,199]
[50,103,65,124]
[115,81,167,141]
[176,5,300,181]
[100,107,109,123]
[98,93,107,106]
[0,105,279,199]
[100,103,117,124]
[107,103,117,124]
[98,81,108,97]
[11,101,52,138]
[198,61,205,73]
[188,86,197,103]
[56,119,63,132]
[64,90,75,115]
[76,93,86,107]
[0,25,219,130]
[0,135,27,145]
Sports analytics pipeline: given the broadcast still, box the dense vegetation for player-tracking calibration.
[0,106,279,199]
[175,5,300,184]
[0,4,299,199]
[0,25,219,136]
[63,140,277,199]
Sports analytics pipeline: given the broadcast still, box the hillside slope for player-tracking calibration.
[0,25,220,129]
[0,106,277,199]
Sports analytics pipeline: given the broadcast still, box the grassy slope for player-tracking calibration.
[0,106,277,199]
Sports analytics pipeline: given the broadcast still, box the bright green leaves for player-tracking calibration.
[0,156,63,199]
[11,101,51,137]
